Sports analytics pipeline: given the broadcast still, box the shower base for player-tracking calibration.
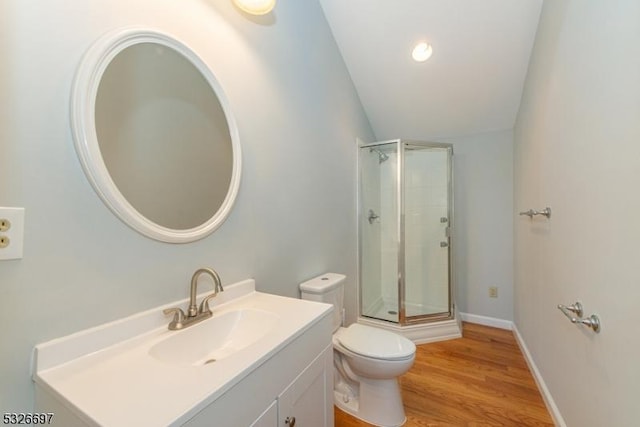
[365,299,449,322]
[359,299,461,345]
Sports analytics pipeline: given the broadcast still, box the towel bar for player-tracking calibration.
[519,207,551,218]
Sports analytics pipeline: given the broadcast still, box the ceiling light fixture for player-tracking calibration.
[233,0,276,15]
[412,42,433,62]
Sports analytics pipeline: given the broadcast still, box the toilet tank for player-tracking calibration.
[299,273,346,332]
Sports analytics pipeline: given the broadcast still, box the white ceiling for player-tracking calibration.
[319,0,543,140]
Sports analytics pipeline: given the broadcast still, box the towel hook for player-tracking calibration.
[557,301,600,333]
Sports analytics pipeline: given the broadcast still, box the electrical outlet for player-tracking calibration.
[489,286,498,298]
[0,207,24,260]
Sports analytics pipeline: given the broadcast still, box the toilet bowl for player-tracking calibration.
[300,273,416,427]
[333,323,415,426]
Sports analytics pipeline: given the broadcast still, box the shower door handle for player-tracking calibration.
[440,241,449,248]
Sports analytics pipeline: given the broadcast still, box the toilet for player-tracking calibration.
[300,273,416,427]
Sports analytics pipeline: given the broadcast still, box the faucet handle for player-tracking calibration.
[198,292,218,315]
[163,307,186,330]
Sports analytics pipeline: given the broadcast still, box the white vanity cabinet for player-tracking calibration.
[277,344,333,427]
[247,344,332,427]
[184,336,333,427]
[33,280,334,427]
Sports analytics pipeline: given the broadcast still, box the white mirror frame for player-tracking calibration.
[70,27,242,243]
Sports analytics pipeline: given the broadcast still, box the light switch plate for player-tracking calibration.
[0,207,25,260]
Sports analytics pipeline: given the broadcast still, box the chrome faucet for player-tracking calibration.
[163,268,224,330]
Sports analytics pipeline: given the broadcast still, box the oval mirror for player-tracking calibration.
[71,28,241,243]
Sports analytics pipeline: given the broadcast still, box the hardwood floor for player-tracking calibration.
[335,322,554,426]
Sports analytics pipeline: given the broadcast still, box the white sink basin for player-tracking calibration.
[148,308,280,366]
[32,279,333,427]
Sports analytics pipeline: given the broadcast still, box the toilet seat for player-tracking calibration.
[336,323,416,361]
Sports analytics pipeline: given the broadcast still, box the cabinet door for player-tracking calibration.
[250,400,278,427]
[278,346,333,427]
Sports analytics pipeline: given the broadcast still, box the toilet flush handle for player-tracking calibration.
[285,416,296,426]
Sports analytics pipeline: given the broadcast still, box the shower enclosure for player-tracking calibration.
[359,140,454,327]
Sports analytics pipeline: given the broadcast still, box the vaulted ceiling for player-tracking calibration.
[319,0,543,140]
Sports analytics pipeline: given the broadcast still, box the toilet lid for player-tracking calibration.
[337,324,416,360]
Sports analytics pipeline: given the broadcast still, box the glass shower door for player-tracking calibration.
[402,143,452,321]
[359,142,399,323]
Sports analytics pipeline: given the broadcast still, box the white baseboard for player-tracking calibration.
[512,325,566,427]
[459,312,513,330]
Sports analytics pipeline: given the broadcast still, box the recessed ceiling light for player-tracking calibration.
[412,42,433,62]
[233,0,276,15]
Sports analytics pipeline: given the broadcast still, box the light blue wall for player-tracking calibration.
[0,0,374,410]
[440,130,514,321]
[514,1,640,425]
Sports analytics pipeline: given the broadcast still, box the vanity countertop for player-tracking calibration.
[32,279,332,426]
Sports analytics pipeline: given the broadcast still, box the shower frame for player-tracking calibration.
[358,139,455,326]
